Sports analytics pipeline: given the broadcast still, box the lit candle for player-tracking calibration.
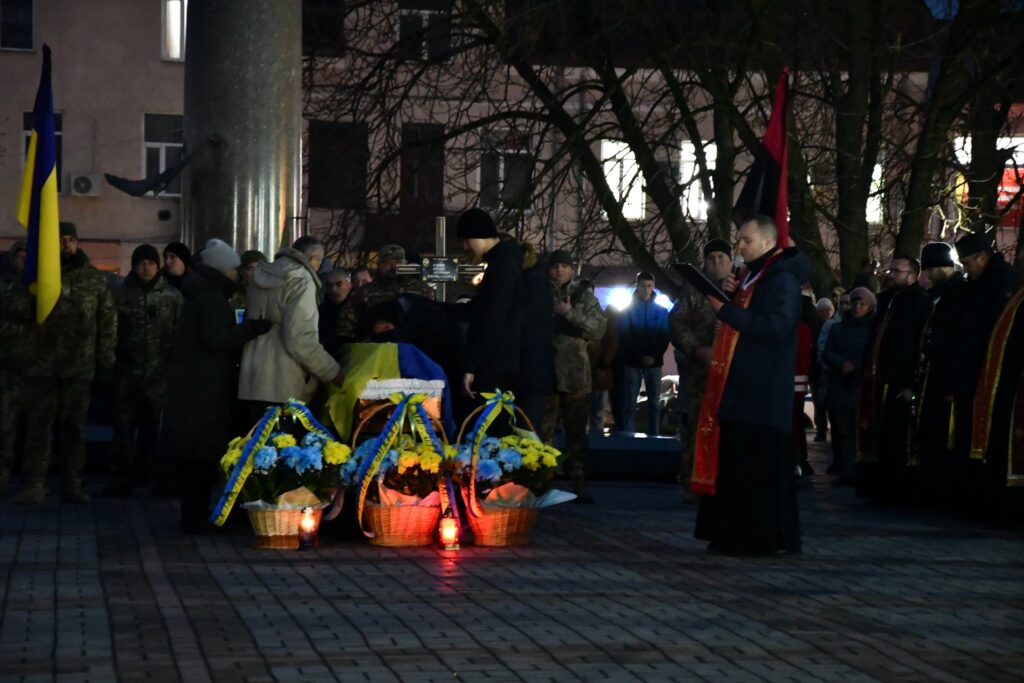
[439,506,459,550]
[298,507,316,550]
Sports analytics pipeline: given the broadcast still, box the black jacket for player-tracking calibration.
[822,312,874,410]
[516,247,555,395]
[161,266,265,462]
[460,238,524,379]
[871,282,931,390]
[717,247,809,433]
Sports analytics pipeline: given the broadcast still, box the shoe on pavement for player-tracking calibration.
[14,484,47,505]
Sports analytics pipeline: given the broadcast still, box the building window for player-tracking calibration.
[308,120,368,209]
[601,140,645,221]
[400,123,445,214]
[396,0,450,61]
[303,0,345,56]
[162,0,187,61]
[479,135,532,210]
[0,0,32,50]
[22,111,62,192]
[143,114,184,197]
[680,141,716,220]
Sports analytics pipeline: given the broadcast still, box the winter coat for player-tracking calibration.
[822,312,874,410]
[618,294,670,368]
[870,283,931,392]
[239,248,341,404]
[162,265,266,463]
[460,237,524,379]
[113,273,183,383]
[716,247,810,433]
[23,249,117,380]
[516,244,555,396]
[551,278,606,394]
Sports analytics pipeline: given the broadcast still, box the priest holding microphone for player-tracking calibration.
[691,215,808,555]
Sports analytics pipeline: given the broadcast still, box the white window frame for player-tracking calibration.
[679,140,716,220]
[0,0,34,51]
[142,113,184,198]
[162,0,187,62]
[865,163,884,224]
[397,7,443,61]
[22,110,63,194]
[600,140,645,221]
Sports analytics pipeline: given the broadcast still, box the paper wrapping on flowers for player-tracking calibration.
[377,481,441,507]
[481,482,576,508]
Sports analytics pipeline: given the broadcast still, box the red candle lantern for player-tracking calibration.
[439,506,460,550]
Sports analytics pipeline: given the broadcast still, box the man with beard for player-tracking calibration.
[693,216,806,555]
[856,254,930,505]
[103,245,183,497]
[911,243,967,508]
[14,222,117,504]
[953,232,1022,522]
[336,244,434,342]
[669,238,732,497]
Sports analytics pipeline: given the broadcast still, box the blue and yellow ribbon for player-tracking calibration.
[467,390,516,517]
[209,399,336,526]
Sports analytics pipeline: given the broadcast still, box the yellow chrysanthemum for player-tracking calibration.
[398,451,420,474]
[541,452,558,468]
[521,452,540,470]
[323,441,351,466]
[419,451,442,474]
[271,434,297,448]
[220,448,243,474]
[443,445,457,460]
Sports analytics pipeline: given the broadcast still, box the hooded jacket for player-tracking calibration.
[716,247,810,433]
[238,247,340,403]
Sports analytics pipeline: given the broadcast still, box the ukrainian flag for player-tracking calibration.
[16,44,61,324]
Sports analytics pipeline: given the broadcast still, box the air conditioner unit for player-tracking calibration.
[69,172,102,197]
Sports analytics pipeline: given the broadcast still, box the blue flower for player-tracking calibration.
[281,446,324,474]
[497,448,522,472]
[254,446,278,472]
[476,459,503,483]
[480,436,501,455]
[301,432,327,448]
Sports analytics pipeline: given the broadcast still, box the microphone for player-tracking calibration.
[732,255,745,279]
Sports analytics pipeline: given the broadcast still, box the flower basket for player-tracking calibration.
[246,506,324,549]
[364,499,441,546]
[346,393,453,546]
[357,379,444,434]
[454,391,573,546]
[460,490,538,546]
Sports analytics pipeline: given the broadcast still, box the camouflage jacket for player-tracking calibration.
[668,280,718,383]
[0,277,35,371]
[113,273,183,381]
[552,279,607,394]
[336,276,436,341]
[23,249,117,380]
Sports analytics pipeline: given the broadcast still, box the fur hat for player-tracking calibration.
[849,286,877,310]
[199,238,241,274]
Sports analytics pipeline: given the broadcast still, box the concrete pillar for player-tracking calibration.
[182,0,301,256]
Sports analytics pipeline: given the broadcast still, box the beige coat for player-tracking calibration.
[238,248,340,403]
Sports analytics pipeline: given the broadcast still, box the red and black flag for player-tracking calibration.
[734,68,790,245]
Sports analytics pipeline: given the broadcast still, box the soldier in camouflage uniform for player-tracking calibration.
[541,250,607,503]
[102,245,183,497]
[668,239,732,495]
[0,242,33,494]
[336,244,435,341]
[14,223,117,504]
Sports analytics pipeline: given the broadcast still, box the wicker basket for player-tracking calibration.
[247,507,323,549]
[462,491,539,546]
[364,500,440,546]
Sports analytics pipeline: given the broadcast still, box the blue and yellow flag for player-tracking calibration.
[16,44,61,324]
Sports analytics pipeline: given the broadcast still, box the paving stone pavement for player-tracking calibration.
[1,443,1023,683]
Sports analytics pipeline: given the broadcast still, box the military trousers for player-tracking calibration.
[0,369,23,484]
[111,374,167,486]
[22,377,92,488]
[542,391,590,481]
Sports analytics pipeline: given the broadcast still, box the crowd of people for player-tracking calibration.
[1,209,1021,541]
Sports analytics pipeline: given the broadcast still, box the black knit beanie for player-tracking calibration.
[456,208,498,239]
[132,244,161,268]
